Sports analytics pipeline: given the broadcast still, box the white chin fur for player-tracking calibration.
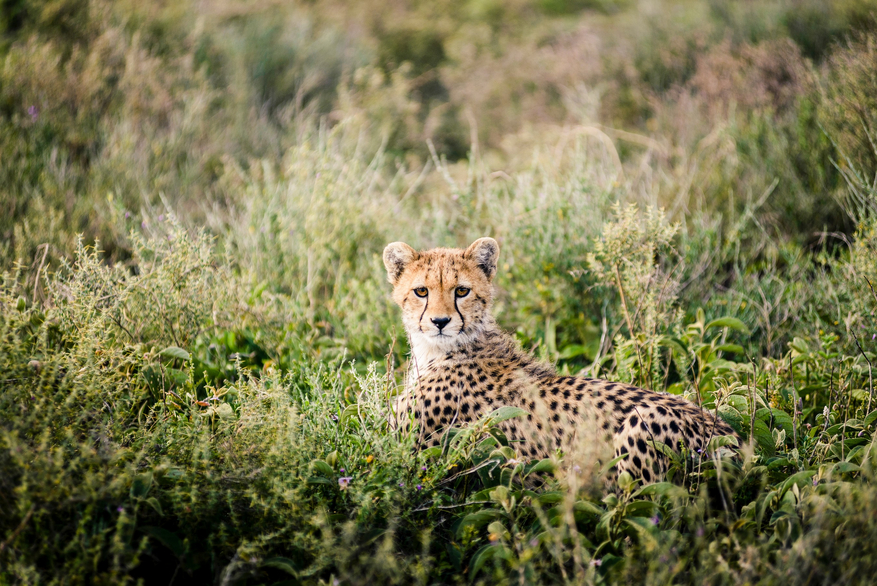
[406,327,479,381]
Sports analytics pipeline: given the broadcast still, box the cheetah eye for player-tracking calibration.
[455,286,470,298]
[413,287,428,298]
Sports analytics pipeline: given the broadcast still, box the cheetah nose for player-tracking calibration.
[431,317,451,331]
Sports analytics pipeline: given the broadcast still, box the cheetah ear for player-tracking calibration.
[465,237,499,281]
[383,242,417,285]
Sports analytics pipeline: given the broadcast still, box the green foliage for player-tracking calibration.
[3,1,877,584]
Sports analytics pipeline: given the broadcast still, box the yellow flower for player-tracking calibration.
[365,455,374,464]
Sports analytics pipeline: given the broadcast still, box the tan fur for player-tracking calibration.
[383,238,737,482]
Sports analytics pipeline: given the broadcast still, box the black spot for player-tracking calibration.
[443,405,453,415]
[576,383,587,391]
[669,420,680,433]
[461,403,471,415]
[424,398,432,407]
[426,417,435,427]
[563,403,570,411]
[629,415,639,426]
[632,455,642,468]
[656,405,667,416]
[651,422,661,435]
[627,436,635,447]
[636,438,647,453]
[642,468,652,482]
[432,406,441,416]
[552,413,560,423]
[486,383,495,392]
[550,401,558,410]
[596,401,605,410]
[444,392,453,401]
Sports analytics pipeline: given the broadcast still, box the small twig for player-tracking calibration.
[614,264,646,386]
[437,460,498,487]
[412,500,492,513]
[788,354,800,463]
[32,243,49,305]
[0,504,35,552]
[852,330,874,414]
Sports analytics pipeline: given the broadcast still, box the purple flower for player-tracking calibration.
[529,538,539,548]
[416,484,423,491]
[421,466,427,471]
[696,527,704,537]
[812,476,818,486]
[858,431,865,437]
[158,214,165,222]
[398,482,405,488]
[141,221,147,229]
[331,414,339,422]
[117,506,124,513]
[339,468,345,473]
[124,211,131,219]
[573,465,582,473]
[651,514,660,525]
[338,477,352,489]
[28,105,38,121]
[590,558,602,567]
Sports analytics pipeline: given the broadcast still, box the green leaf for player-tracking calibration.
[599,453,629,476]
[470,544,497,578]
[130,472,153,498]
[524,459,555,476]
[486,406,529,423]
[757,408,795,436]
[714,343,745,354]
[145,497,164,516]
[559,344,588,359]
[705,317,751,335]
[634,482,688,499]
[262,557,299,576]
[141,526,185,558]
[708,434,740,451]
[159,346,191,362]
[625,500,658,518]
[573,500,604,516]
[536,491,564,505]
[310,460,334,477]
[753,419,775,456]
[456,509,502,538]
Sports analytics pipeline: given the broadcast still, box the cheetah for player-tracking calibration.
[383,237,738,483]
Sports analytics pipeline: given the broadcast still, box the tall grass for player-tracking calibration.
[2,0,877,584]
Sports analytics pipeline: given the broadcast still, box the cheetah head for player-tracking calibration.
[383,237,499,363]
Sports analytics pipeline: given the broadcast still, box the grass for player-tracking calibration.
[2,0,877,584]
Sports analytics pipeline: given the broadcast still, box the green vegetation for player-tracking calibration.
[2,0,877,583]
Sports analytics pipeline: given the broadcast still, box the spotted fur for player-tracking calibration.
[383,238,738,482]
